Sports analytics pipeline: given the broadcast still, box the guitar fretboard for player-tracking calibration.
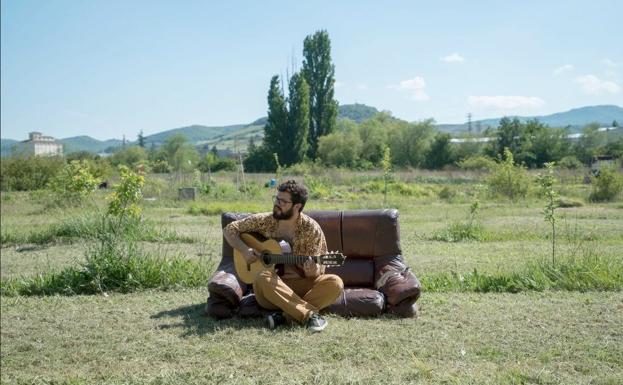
[263,254,317,265]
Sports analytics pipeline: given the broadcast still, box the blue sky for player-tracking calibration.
[2,0,622,140]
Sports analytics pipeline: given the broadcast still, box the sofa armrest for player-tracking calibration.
[375,255,421,309]
[207,269,246,306]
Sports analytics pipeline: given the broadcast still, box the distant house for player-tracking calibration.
[20,132,63,156]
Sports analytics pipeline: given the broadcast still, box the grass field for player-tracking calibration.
[1,170,622,384]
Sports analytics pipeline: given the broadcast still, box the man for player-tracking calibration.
[223,180,343,332]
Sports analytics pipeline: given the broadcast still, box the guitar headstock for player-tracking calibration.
[317,251,346,266]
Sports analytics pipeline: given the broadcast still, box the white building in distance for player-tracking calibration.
[20,132,63,156]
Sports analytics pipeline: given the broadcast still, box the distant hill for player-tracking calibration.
[437,105,623,134]
[144,124,245,145]
[0,139,19,156]
[338,103,379,123]
[61,136,124,154]
[3,104,620,156]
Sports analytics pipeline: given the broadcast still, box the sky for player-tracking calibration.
[2,0,622,141]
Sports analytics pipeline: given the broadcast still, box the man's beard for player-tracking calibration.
[273,205,294,220]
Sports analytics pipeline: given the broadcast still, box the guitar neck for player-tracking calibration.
[263,254,318,265]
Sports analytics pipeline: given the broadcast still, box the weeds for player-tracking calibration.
[422,250,622,292]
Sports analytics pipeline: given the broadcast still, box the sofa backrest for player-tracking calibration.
[221,209,402,287]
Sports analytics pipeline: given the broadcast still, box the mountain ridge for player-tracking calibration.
[2,104,621,155]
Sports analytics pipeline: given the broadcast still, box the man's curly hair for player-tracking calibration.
[277,180,308,212]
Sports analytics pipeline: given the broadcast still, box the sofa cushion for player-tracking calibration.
[326,259,374,287]
[342,209,401,258]
[307,211,342,252]
[324,288,385,317]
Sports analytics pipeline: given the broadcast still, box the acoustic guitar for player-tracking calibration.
[233,233,346,284]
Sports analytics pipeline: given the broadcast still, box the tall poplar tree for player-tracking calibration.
[302,30,338,159]
[264,75,288,162]
[285,72,310,165]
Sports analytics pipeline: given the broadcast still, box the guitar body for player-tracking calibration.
[232,233,346,284]
[233,233,284,284]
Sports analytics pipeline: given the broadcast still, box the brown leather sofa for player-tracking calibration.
[205,209,421,319]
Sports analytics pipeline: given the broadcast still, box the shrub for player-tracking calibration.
[0,155,65,191]
[47,160,101,205]
[432,200,485,242]
[486,149,530,200]
[589,166,623,202]
[558,155,583,169]
[107,165,145,222]
[151,159,171,173]
[457,155,497,171]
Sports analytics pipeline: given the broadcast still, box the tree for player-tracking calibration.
[575,124,606,165]
[388,120,434,167]
[302,30,338,159]
[110,146,148,168]
[317,130,362,168]
[493,117,523,159]
[425,133,454,169]
[162,134,199,172]
[264,75,288,163]
[285,72,310,165]
[137,130,145,148]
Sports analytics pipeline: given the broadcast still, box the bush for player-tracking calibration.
[0,156,65,191]
[47,160,101,205]
[457,155,497,171]
[558,156,583,169]
[486,149,530,200]
[589,166,623,202]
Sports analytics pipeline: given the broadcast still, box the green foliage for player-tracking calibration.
[286,72,310,165]
[243,144,276,172]
[302,30,338,159]
[387,120,435,168]
[489,118,570,168]
[110,146,148,168]
[536,162,559,265]
[197,153,237,172]
[0,155,65,191]
[558,155,584,169]
[432,200,485,242]
[486,149,530,200]
[161,134,200,172]
[338,103,379,123]
[150,159,171,173]
[575,124,606,165]
[48,160,101,205]
[423,250,623,292]
[381,147,392,206]
[425,133,455,169]
[188,201,266,216]
[1,217,213,296]
[317,129,362,168]
[456,155,497,171]
[107,166,145,221]
[589,165,623,202]
[263,75,289,163]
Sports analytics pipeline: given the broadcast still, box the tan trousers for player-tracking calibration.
[253,270,344,324]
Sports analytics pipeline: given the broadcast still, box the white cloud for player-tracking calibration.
[441,53,465,63]
[575,74,621,94]
[390,76,430,101]
[468,95,545,109]
[357,84,368,90]
[553,64,574,76]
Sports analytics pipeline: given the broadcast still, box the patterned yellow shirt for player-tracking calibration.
[224,212,328,278]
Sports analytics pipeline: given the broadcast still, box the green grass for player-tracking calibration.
[1,170,622,384]
[1,290,621,384]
